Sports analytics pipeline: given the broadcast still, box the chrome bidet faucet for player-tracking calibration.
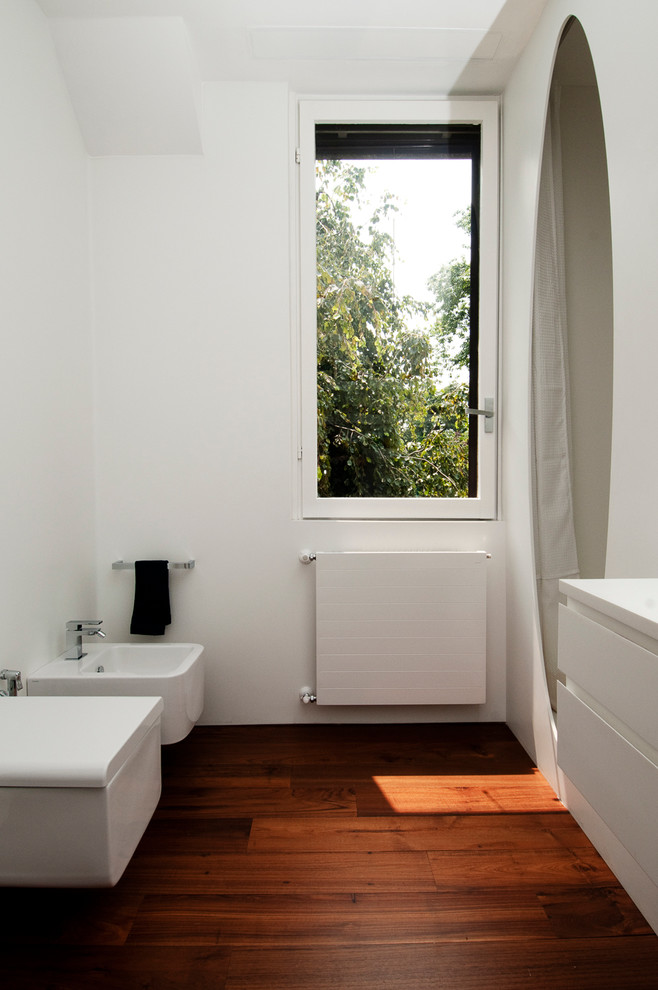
[0,669,22,696]
[65,619,106,660]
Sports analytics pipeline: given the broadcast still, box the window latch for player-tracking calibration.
[467,397,494,433]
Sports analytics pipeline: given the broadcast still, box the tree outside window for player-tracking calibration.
[316,156,474,499]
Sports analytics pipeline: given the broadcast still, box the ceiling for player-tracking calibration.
[35,0,551,155]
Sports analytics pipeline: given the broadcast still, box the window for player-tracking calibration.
[298,100,498,519]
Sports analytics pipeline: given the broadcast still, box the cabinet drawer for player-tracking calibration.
[558,604,658,751]
[557,683,658,881]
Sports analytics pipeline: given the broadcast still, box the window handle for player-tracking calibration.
[467,397,494,433]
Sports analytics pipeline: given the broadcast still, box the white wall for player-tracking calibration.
[0,1,95,678]
[91,82,507,725]
[593,5,658,578]
[503,0,658,782]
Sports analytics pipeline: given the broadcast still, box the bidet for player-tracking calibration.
[28,642,204,744]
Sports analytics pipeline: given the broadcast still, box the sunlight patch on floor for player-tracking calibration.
[371,770,561,814]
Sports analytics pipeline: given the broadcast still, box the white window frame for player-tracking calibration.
[298,99,499,520]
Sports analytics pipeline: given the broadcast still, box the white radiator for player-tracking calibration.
[314,551,487,705]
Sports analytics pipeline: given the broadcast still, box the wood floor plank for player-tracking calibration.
[248,812,577,853]
[162,761,291,783]
[289,751,539,779]
[134,817,252,856]
[224,938,658,990]
[356,770,562,815]
[2,946,231,990]
[428,847,619,891]
[126,890,557,947]
[167,722,530,771]
[537,886,654,938]
[118,851,436,895]
[125,886,652,948]
[154,783,356,818]
[0,888,143,945]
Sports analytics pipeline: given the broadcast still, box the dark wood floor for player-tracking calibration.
[4,723,658,989]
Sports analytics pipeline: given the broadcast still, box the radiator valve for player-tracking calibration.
[299,687,317,704]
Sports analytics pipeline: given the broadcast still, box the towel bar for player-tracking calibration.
[112,560,195,570]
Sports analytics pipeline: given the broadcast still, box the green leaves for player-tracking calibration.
[316,161,470,499]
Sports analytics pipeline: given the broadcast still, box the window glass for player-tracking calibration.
[298,102,498,519]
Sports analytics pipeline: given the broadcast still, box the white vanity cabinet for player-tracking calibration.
[557,578,658,931]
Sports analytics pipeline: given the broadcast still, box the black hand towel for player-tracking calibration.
[130,560,172,636]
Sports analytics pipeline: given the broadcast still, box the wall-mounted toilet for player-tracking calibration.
[0,695,163,887]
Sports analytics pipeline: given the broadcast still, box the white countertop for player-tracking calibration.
[559,578,658,642]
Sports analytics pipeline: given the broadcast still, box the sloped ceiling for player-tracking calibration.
[35,0,550,155]
[47,17,203,156]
